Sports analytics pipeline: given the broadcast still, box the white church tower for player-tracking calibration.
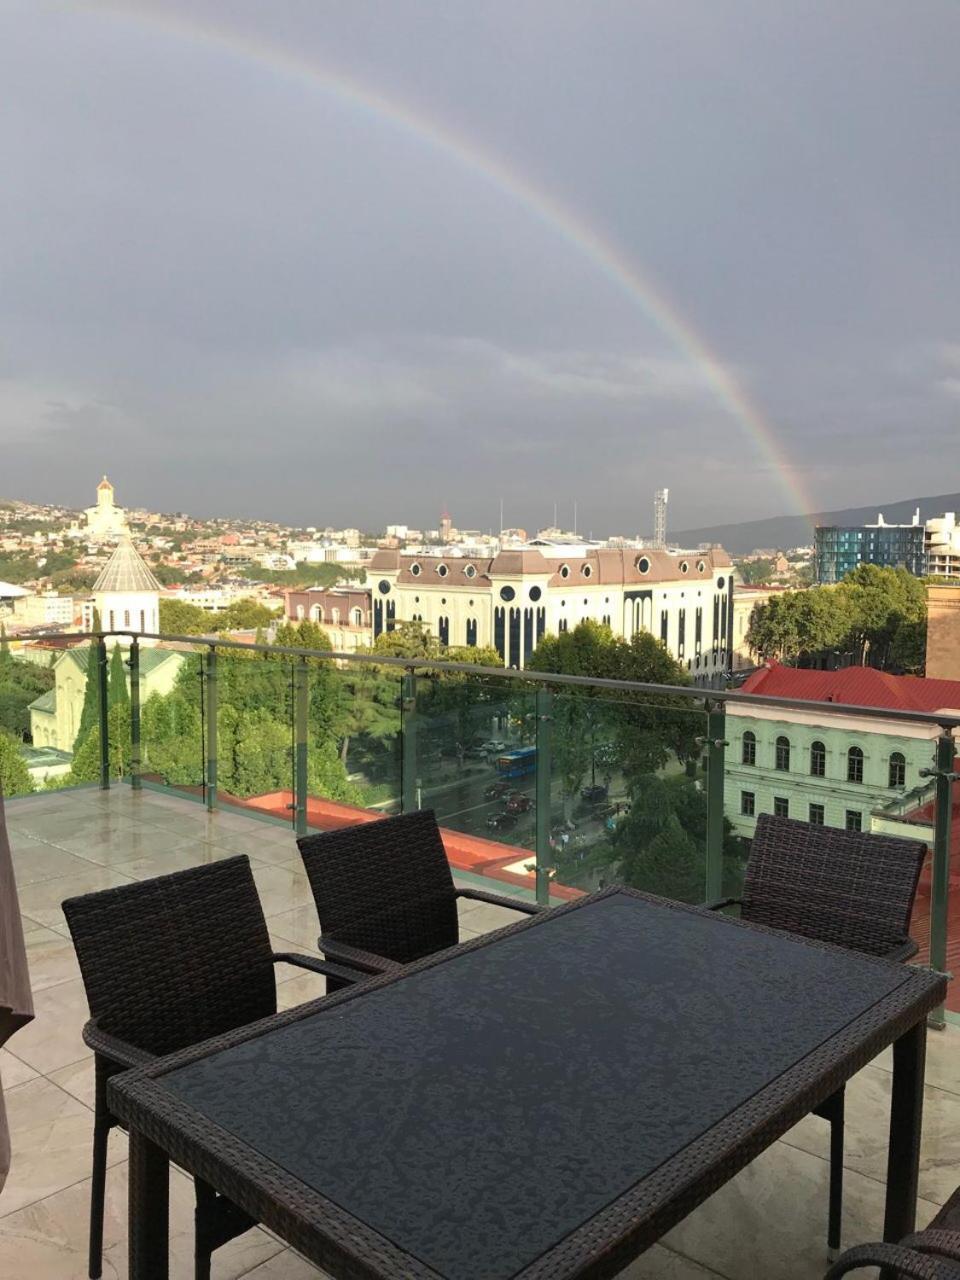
[85,536,161,643]
[83,475,129,542]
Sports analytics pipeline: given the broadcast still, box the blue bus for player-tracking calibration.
[495,746,537,779]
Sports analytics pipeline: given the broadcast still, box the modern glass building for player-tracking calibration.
[814,511,925,583]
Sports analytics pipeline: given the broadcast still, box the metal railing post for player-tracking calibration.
[923,729,956,1028]
[535,686,553,907]
[204,647,218,813]
[96,636,110,790]
[128,638,141,790]
[703,700,728,903]
[401,670,418,812]
[294,658,309,836]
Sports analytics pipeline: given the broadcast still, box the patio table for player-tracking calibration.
[108,885,946,1280]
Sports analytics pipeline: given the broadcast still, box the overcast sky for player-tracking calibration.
[1,1,958,535]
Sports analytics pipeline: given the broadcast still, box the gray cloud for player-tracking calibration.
[1,0,958,532]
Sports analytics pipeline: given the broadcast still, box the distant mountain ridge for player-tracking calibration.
[671,493,960,556]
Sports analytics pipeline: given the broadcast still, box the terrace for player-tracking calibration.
[3,632,960,1278]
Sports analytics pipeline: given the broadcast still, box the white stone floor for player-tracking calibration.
[1,785,958,1279]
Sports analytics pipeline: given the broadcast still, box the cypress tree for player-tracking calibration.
[0,623,9,665]
[74,610,103,752]
[108,644,130,710]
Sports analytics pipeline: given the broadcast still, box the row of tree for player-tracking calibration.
[745,564,927,672]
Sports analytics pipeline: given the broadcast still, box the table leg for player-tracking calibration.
[883,1019,926,1245]
[128,1127,169,1280]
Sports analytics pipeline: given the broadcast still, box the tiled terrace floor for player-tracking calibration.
[1,786,959,1280]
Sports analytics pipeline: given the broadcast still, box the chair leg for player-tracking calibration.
[828,1089,845,1261]
[88,1057,111,1280]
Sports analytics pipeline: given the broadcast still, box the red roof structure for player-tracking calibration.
[740,661,960,714]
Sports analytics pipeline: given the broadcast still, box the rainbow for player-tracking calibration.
[76,1,815,520]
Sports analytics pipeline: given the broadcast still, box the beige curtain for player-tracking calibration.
[0,786,34,1193]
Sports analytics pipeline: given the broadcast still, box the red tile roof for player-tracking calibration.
[741,661,960,713]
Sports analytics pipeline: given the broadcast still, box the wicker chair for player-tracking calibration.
[62,854,361,1280]
[825,1186,960,1277]
[296,809,544,978]
[709,813,927,1260]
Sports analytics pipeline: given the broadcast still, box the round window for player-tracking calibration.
[499,585,516,602]
[581,564,592,578]
[697,560,706,573]
[680,561,689,574]
[410,563,421,577]
[717,576,726,590]
[465,564,477,579]
[377,580,391,594]
[559,564,570,579]
[529,585,542,601]
[437,563,448,578]
[414,595,420,603]
[441,597,447,605]
[636,556,650,574]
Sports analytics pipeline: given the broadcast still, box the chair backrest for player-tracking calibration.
[63,855,276,1057]
[297,809,459,964]
[742,814,926,956]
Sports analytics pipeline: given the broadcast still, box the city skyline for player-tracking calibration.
[1,2,958,531]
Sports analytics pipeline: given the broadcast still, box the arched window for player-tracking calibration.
[810,741,826,777]
[311,605,323,623]
[775,735,790,771]
[296,604,305,620]
[889,752,906,788]
[847,746,864,784]
[741,731,756,766]
[353,608,363,627]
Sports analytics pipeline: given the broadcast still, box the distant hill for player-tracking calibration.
[671,493,960,556]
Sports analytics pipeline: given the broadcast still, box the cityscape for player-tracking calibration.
[2,4,960,1280]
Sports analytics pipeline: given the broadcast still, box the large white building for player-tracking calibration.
[81,476,129,542]
[368,540,734,681]
[925,513,960,578]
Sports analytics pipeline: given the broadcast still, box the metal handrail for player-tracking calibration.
[20,628,960,729]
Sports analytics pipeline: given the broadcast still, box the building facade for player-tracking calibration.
[924,513,960,578]
[29,645,185,752]
[925,583,960,681]
[730,585,787,673]
[368,541,734,679]
[284,587,373,654]
[814,511,924,583]
[724,663,958,839]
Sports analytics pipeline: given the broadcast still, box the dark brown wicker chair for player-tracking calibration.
[825,1185,960,1277]
[709,813,927,1260]
[296,809,544,978]
[62,854,361,1280]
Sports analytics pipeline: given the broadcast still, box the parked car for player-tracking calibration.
[486,811,518,831]
[483,780,512,800]
[506,793,533,814]
[580,784,608,804]
[480,739,509,755]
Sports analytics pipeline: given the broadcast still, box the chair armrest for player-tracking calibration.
[271,952,365,987]
[315,937,403,975]
[82,1020,155,1070]
[456,887,544,915]
[903,1228,960,1264]
[704,897,742,913]
[883,937,920,963]
[826,1241,960,1278]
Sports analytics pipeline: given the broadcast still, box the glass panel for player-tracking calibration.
[211,648,294,824]
[138,640,206,806]
[413,672,539,903]
[305,659,403,823]
[542,689,728,904]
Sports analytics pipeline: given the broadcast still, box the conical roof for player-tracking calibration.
[93,536,161,593]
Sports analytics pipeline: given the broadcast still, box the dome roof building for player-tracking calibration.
[86,536,161,643]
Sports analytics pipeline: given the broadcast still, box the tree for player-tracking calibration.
[735,558,776,585]
[527,621,694,818]
[66,702,132,784]
[0,730,32,796]
[213,598,281,632]
[74,616,103,752]
[108,645,129,711]
[158,598,216,636]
